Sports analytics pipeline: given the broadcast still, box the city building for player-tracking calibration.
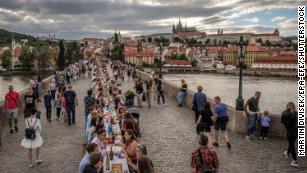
[124,47,158,65]
[223,45,270,67]
[252,53,297,70]
[172,19,206,39]
[199,29,281,45]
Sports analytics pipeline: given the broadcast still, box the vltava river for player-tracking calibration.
[164,73,297,115]
[0,75,33,100]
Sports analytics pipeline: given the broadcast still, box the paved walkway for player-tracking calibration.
[0,78,89,173]
[0,75,306,173]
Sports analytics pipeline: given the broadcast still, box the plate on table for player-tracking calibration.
[111,163,122,173]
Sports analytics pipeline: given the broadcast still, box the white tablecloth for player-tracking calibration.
[103,154,130,173]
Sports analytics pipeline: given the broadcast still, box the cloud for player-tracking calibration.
[0,0,304,39]
[271,16,286,22]
[244,17,259,23]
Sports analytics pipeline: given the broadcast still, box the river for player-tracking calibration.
[164,73,297,115]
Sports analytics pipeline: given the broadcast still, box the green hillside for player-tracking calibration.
[0,29,38,47]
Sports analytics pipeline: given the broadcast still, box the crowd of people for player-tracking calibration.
[1,56,299,171]
[80,59,155,173]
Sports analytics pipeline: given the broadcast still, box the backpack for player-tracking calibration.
[25,118,37,140]
[196,149,216,173]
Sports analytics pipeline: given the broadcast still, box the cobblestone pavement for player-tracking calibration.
[0,76,306,173]
[120,79,307,173]
[0,78,89,173]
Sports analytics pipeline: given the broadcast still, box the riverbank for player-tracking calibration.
[0,70,54,76]
[143,67,297,78]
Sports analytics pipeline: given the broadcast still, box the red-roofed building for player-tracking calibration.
[124,47,159,65]
[252,53,297,70]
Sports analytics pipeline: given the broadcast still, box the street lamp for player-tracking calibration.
[159,42,163,79]
[235,35,248,111]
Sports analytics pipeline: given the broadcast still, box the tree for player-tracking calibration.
[147,37,153,43]
[222,40,229,47]
[205,38,210,45]
[58,39,65,70]
[170,54,178,60]
[18,46,33,69]
[0,49,11,69]
[191,59,198,67]
[179,54,187,60]
[265,40,271,47]
[213,39,217,46]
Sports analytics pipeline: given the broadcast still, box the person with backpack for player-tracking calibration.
[281,102,299,167]
[134,79,144,108]
[4,85,20,134]
[20,108,43,168]
[191,134,219,173]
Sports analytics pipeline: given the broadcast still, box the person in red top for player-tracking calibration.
[191,134,219,173]
[4,85,21,134]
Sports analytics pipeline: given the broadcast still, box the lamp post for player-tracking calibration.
[159,42,163,79]
[235,35,247,111]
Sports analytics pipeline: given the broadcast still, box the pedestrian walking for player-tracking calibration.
[64,85,78,125]
[20,108,43,168]
[23,88,37,119]
[192,85,207,124]
[281,102,298,167]
[244,91,261,139]
[43,90,52,122]
[49,79,57,100]
[4,85,20,134]
[259,110,271,140]
[191,134,219,173]
[54,94,62,121]
[134,79,144,108]
[156,79,166,105]
[145,78,153,108]
[177,79,187,107]
[196,102,214,147]
[212,96,231,149]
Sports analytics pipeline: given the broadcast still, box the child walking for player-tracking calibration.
[260,110,271,140]
[54,94,62,121]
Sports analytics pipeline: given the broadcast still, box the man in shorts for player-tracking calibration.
[213,96,231,149]
[4,85,20,134]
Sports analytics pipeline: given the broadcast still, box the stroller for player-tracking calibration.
[125,107,141,137]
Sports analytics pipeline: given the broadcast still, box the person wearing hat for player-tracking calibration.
[128,144,155,173]
[20,108,43,168]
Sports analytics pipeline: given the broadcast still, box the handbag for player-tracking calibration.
[25,118,37,140]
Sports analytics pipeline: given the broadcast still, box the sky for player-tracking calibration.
[0,0,305,39]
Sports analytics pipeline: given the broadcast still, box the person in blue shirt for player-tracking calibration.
[213,96,231,149]
[192,85,207,124]
[260,110,271,140]
[43,90,53,122]
[79,143,99,173]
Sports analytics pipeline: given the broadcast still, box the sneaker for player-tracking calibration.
[212,142,219,147]
[284,151,290,159]
[163,103,167,106]
[35,160,42,164]
[264,137,268,140]
[227,142,231,149]
[245,135,250,139]
[29,164,33,168]
[259,137,263,140]
[14,126,18,132]
[291,160,298,167]
[10,129,14,134]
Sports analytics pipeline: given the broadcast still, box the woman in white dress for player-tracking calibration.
[21,108,43,168]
